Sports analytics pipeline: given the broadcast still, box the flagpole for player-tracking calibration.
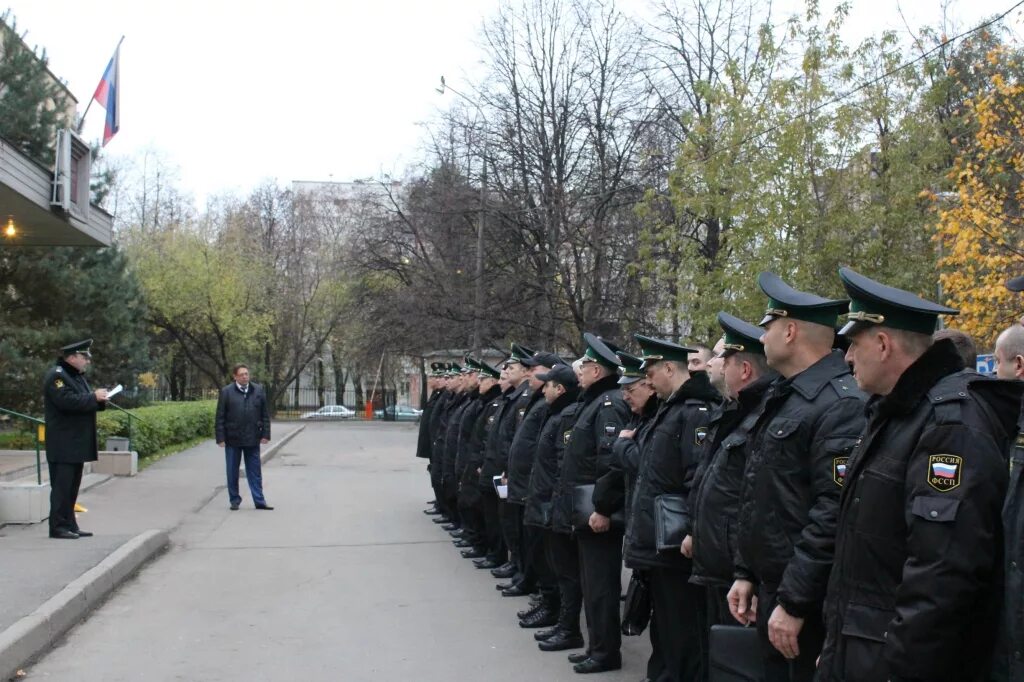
[78,35,124,134]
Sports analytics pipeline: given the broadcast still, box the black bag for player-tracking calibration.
[571,484,624,531]
[654,493,688,551]
[620,570,651,636]
[709,624,764,682]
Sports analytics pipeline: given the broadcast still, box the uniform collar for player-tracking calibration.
[872,338,964,418]
[664,370,721,406]
[779,351,850,401]
[581,374,620,402]
[57,359,83,376]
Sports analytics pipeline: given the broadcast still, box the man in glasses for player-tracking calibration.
[43,339,108,539]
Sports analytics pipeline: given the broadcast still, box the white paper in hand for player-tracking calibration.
[106,384,123,399]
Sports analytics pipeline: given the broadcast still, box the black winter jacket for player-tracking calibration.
[215,381,270,447]
[524,388,580,529]
[690,372,776,587]
[622,372,721,570]
[428,390,453,486]
[440,392,473,487]
[507,389,548,504]
[996,401,1024,682]
[735,351,866,617]
[478,386,519,488]
[817,340,1022,682]
[552,374,630,533]
[43,360,107,463]
[459,385,502,505]
[600,395,660,521]
[416,389,442,459]
[453,389,483,479]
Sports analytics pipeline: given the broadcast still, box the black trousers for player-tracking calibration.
[697,583,734,682]
[442,477,460,525]
[522,522,555,598]
[546,530,582,635]
[499,499,521,569]
[577,529,624,664]
[756,586,825,682]
[481,490,507,561]
[645,567,703,682]
[48,461,84,533]
[458,492,485,548]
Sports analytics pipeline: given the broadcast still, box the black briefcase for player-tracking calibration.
[654,493,688,551]
[709,624,764,682]
[570,484,624,531]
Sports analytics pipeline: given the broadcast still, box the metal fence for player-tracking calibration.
[274,386,414,421]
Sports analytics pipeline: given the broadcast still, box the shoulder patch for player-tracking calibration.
[694,427,708,446]
[55,367,63,373]
[927,454,962,492]
[833,456,848,486]
[603,399,613,406]
[54,378,64,389]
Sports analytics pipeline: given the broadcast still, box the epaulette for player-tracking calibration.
[55,367,63,373]
[926,381,968,426]
[830,375,860,398]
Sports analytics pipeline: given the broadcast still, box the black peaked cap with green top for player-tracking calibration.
[716,312,766,357]
[838,267,958,336]
[62,338,93,357]
[634,334,695,370]
[758,272,849,328]
[616,350,645,385]
[508,343,537,364]
[473,358,501,379]
[582,332,622,369]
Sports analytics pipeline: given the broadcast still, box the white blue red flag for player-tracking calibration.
[92,44,120,146]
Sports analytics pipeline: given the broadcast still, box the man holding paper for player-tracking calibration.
[43,339,108,539]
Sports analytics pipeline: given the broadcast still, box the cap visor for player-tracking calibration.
[617,375,642,385]
[758,314,774,327]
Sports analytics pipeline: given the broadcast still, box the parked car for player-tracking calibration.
[300,405,356,420]
[373,404,423,422]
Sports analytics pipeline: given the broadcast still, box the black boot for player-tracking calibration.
[537,631,584,651]
[519,607,558,628]
[533,625,562,641]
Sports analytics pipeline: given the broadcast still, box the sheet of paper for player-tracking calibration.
[107,384,123,398]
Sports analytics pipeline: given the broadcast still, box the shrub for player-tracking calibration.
[96,401,216,460]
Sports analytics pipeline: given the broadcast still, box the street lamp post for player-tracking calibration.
[437,77,486,358]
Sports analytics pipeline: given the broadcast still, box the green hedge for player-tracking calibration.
[97,401,216,460]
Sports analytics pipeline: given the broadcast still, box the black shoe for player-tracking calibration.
[502,584,531,597]
[440,523,460,531]
[538,632,585,652]
[474,558,502,569]
[453,540,473,548]
[255,504,274,510]
[568,652,591,664]
[461,548,486,558]
[573,657,622,674]
[49,529,79,540]
[423,507,442,515]
[72,529,93,537]
[230,504,239,510]
[446,527,463,535]
[534,626,562,641]
[431,516,451,524]
[518,602,544,618]
[491,563,518,579]
[519,608,558,628]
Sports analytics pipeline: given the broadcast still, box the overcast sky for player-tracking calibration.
[3,0,1013,206]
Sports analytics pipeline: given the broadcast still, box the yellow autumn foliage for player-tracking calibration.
[936,47,1024,349]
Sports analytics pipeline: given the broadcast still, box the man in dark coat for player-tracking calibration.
[416,364,444,461]
[689,313,776,680]
[729,273,866,682]
[616,335,720,682]
[459,363,505,560]
[425,366,455,518]
[43,339,108,539]
[553,333,631,674]
[439,365,474,531]
[215,363,272,511]
[816,269,1023,682]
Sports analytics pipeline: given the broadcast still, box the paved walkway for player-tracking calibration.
[17,422,652,681]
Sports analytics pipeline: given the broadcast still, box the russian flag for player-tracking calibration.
[932,462,958,479]
[92,43,120,146]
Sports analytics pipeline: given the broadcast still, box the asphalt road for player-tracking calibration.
[25,422,651,681]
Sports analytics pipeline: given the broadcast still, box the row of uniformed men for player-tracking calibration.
[416,267,1024,682]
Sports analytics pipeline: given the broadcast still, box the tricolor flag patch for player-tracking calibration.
[833,456,849,486]
[928,454,962,492]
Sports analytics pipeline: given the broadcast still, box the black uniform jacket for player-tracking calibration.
[552,374,630,534]
[507,389,548,504]
[996,399,1024,681]
[735,351,866,617]
[817,340,1023,682]
[428,389,453,486]
[622,372,721,571]
[453,389,483,483]
[416,389,442,459]
[43,360,106,463]
[440,391,472,487]
[524,388,580,529]
[459,385,502,505]
[215,382,270,447]
[600,395,660,523]
[478,386,518,488]
[690,372,776,587]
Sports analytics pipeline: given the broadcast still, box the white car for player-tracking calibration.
[300,405,356,420]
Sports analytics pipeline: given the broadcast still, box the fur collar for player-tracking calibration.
[667,370,722,406]
[874,338,964,418]
[581,373,621,402]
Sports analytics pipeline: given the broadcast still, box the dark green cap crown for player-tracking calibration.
[582,332,622,369]
[634,333,694,369]
[758,272,848,328]
[838,267,958,336]
[716,312,766,357]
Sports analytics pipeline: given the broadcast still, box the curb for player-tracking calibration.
[259,424,305,465]
[0,529,169,681]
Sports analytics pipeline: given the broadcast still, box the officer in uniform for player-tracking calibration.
[619,334,721,682]
[425,364,454,517]
[43,339,108,539]
[729,273,866,682]
[690,313,777,680]
[553,333,631,674]
[458,360,504,560]
[439,363,476,532]
[817,268,1023,682]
